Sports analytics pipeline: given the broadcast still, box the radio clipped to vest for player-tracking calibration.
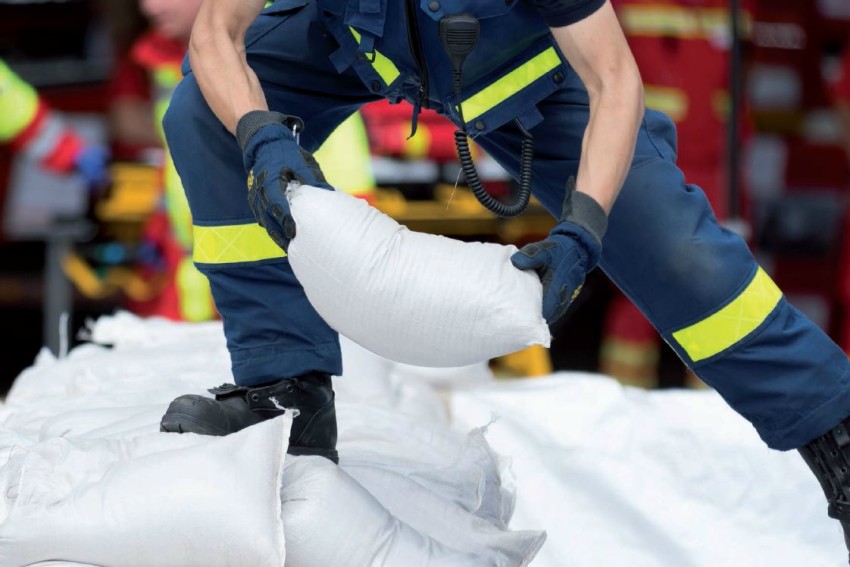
[439,14,534,218]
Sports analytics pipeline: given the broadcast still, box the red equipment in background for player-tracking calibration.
[360,100,461,163]
[747,0,850,349]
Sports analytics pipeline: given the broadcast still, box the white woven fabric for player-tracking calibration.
[286,184,550,367]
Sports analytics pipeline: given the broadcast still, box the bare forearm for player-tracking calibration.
[188,0,267,134]
[550,2,644,214]
[576,73,644,213]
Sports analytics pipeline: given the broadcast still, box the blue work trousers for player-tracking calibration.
[163,1,850,450]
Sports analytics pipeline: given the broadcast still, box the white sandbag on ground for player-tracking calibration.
[448,374,847,567]
[0,416,291,567]
[283,456,497,567]
[343,428,544,564]
[0,314,543,567]
[337,335,449,426]
[287,184,550,367]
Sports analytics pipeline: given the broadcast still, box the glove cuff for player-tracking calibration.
[236,110,305,152]
[564,191,608,247]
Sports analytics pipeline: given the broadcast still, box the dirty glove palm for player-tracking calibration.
[237,110,332,252]
[510,180,608,325]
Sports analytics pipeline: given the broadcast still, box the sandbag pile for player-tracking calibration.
[0,312,545,566]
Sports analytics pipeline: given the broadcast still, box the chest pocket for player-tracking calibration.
[418,0,518,22]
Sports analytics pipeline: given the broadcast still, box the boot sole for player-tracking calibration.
[160,414,339,465]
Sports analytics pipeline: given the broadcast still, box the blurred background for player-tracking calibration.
[0,0,849,396]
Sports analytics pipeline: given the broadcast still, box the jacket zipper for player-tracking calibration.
[404,0,430,109]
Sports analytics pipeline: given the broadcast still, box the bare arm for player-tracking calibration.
[549,1,644,213]
[188,0,268,134]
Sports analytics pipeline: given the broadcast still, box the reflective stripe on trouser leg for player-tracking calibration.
[474,85,850,450]
[604,158,850,450]
[161,1,379,386]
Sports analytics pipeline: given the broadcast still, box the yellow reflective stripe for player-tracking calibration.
[152,66,182,90]
[193,224,285,264]
[164,152,194,249]
[176,256,216,322]
[672,267,782,363]
[644,85,688,122]
[314,111,375,195]
[403,122,431,159]
[600,338,661,367]
[0,59,40,142]
[617,6,752,40]
[349,27,400,85]
[461,47,561,123]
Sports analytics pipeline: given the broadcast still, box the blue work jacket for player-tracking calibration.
[268,0,574,135]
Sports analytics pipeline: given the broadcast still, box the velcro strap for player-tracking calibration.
[565,191,608,246]
[236,110,289,152]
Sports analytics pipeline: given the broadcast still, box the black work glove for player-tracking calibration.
[237,110,332,253]
[510,178,607,325]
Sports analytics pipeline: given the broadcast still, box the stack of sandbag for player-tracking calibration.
[0,312,545,566]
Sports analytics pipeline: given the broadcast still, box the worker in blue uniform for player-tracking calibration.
[158,0,850,557]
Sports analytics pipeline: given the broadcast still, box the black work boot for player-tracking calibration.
[799,416,850,563]
[160,372,338,464]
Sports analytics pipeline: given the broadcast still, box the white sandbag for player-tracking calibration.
[448,374,847,566]
[0,416,291,567]
[286,184,551,367]
[281,456,496,567]
[342,428,545,565]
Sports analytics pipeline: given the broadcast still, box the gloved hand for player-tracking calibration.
[510,178,608,325]
[237,110,332,253]
[74,144,111,191]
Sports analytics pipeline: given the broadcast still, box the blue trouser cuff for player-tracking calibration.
[232,341,343,387]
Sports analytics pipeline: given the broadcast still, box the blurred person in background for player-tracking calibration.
[106,0,376,323]
[0,58,109,190]
[106,0,216,323]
